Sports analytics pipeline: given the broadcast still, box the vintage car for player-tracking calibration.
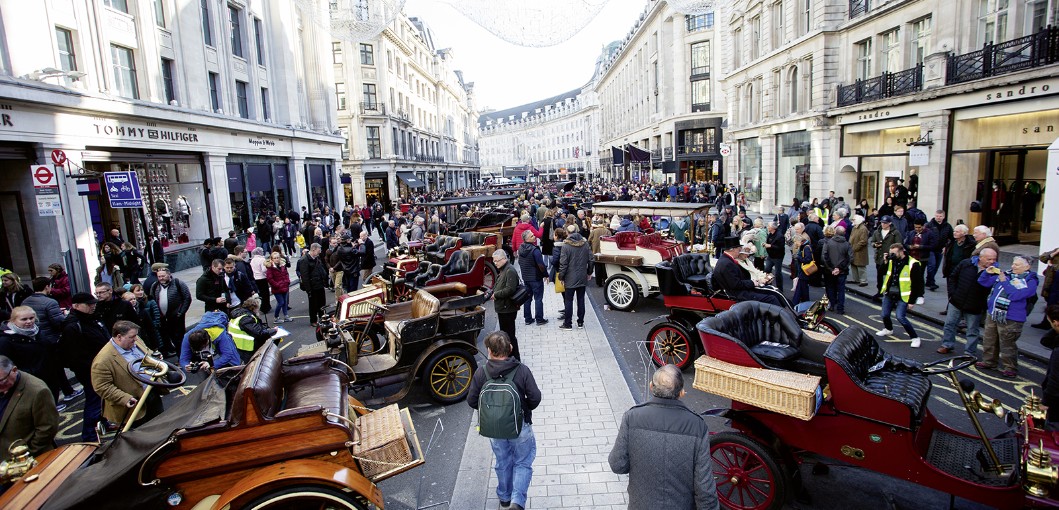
[692,301,1059,510]
[644,252,839,369]
[0,341,423,509]
[309,284,486,405]
[589,201,712,311]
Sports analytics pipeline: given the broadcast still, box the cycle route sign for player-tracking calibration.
[104,171,144,208]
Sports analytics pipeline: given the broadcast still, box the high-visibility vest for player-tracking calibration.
[228,315,256,352]
[881,256,920,302]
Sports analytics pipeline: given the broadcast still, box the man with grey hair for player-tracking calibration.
[410,216,426,243]
[971,225,999,257]
[296,242,329,327]
[609,364,718,509]
[0,354,59,457]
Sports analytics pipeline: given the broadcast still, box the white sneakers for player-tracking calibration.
[910,337,922,348]
[915,297,925,305]
[875,328,893,337]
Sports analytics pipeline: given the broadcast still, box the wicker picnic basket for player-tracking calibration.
[804,329,836,343]
[693,356,823,421]
[351,403,414,480]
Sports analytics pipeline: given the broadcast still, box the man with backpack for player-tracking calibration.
[467,331,541,510]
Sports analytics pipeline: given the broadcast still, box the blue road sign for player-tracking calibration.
[104,171,144,208]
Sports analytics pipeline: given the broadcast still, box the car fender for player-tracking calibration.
[414,338,479,377]
[643,313,669,326]
[209,458,383,510]
[612,266,651,294]
[703,408,796,467]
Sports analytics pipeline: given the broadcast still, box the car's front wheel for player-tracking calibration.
[604,273,640,311]
[242,484,369,510]
[423,348,477,404]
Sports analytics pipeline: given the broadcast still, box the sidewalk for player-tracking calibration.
[450,283,636,509]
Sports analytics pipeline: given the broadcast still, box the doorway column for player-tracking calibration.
[916,110,951,218]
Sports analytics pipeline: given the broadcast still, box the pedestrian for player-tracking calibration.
[751,218,767,271]
[971,225,1000,256]
[91,321,163,430]
[118,242,145,285]
[903,218,937,291]
[196,259,229,313]
[511,214,542,255]
[517,231,548,326]
[937,248,997,356]
[357,230,377,288]
[490,249,522,360]
[1032,246,1059,330]
[296,243,329,327]
[876,243,924,348]
[550,228,568,323]
[0,271,32,322]
[609,364,719,510]
[178,311,241,372]
[129,284,162,351]
[848,214,869,286]
[466,331,541,510]
[266,252,292,323]
[150,267,191,358]
[558,225,592,330]
[60,292,109,441]
[384,220,399,250]
[926,210,953,291]
[821,225,852,314]
[764,221,785,293]
[869,216,901,297]
[588,217,611,287]
[23,277,77,407]
[891,205,909,237]
[47,263,72,309]
[1040,304,1059,424]
[250,248,272,315]
[0,306,51,391]
[942,224,975,283]
[94,283,138,331]
[228,297,278,362]
[977,256,1039,378]
[0,355,59,458]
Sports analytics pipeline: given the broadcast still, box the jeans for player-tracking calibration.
[523,280,544,323]
[925,252,939,288]
[273,292,289,319]
[940,303,982,354]
[881,295,919,338]
[72,365,101,442]
[342,270,360,293]
[825,273,847,312]
[765,257,785,293]
[497,311,520,359]
[562,286,586,327]
[490,423,536,508]
[982,316,1024,371]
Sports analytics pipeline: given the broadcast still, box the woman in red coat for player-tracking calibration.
[266,252,291,323]
[47,263,72,309]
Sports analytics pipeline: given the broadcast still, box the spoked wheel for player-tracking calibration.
[813,319,841,335]
[349,327,385,355]
[243,484,368,510]
[710,432,788,510]
[481,261,498,291]
[646,322,696,370]
[604,274,640,311]
[424,349,477,404]
[392,282,414,302]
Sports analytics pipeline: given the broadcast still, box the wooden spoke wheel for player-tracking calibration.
[646,322,696,370]
[710,432,788,510]
[424,349,477,404]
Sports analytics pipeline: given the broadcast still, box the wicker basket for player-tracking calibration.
[351,404,414,480]
[693,356,823,421]
[804,329,836,343]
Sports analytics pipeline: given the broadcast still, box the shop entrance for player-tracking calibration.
[978,148,1046,244]
[365,177,389,206]
[0,191,35,277]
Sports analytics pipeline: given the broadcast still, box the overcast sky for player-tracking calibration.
[404,0,650,113]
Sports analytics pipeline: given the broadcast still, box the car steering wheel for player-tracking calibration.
[128,355,187,389]
[919,354,978,374]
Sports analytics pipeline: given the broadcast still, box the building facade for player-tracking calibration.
[334,15,480,207]
[0,0,343,288]
[478,85,601,183]
[596,4,726,185]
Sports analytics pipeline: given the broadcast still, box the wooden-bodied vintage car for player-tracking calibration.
[0,341,423,510]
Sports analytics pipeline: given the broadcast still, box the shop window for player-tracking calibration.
[740,138,762,203]
[777,131,811,202]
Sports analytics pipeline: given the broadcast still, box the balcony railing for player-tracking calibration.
[836,64,923,107]
[663,147,674,160]
[677,144,717,156]
[650,149,662,161]
[947,26,1059,85]
[849,0,869,19]
[691,102,711,112]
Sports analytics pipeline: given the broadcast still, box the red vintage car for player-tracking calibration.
[693,301,1057,510]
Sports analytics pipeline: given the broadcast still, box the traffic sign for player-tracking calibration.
[50,149,67,166]
[104,171,144,208]
[31,164,57,187]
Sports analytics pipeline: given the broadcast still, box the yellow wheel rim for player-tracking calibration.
[430,354,472,398]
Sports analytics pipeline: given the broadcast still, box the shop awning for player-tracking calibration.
[397,172,425,189]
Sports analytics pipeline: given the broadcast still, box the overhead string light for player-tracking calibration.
[436,0,613,48]
[297,0,407,43]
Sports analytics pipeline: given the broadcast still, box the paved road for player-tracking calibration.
[587,281,1033,509]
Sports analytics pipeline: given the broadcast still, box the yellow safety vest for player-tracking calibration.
[228,316,256,352]
[881,256,920,302]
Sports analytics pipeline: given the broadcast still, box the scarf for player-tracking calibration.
[5,322,39,338]
[990,271,1031,324]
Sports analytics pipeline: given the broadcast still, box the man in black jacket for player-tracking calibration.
[821,226,853,314]
[196,260,229,313]
[713,245,783,306]
[297,243,330,326]
[59,293,110,441]
[764,221,786,293]
[151,267,191,357]
[1040,305,1059,424]
[94,283,138,331]
[223,256,257,308]
[466,331,541,510]
[610,364,718,510]
[937,249,997,356]
[926,210,953,291]
[357,230,377,288]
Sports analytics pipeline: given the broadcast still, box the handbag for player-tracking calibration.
[800,252,819,276]
[554,277,565,293]
[512,284,531,306]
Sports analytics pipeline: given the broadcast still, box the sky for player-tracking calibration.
[403,0,650,113]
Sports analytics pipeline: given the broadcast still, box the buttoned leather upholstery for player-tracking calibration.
[442,250,471,276]
[672,253,713,292]
[698,302,828,376]
[415,263,443,287]
[824,326,931,424]
[459,232,490,246]
[228,343,350,427]
[384,289,441,339]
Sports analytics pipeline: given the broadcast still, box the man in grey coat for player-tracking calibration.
[609,364,719,509]
[558,225,592,330]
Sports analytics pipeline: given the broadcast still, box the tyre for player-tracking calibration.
[646,322,696,370]
[813,319,841,335]
[604,274,640,311]
[482,261,498,291]
[710,432,789,510]
[243,484,368,510]
[423,348,477,404]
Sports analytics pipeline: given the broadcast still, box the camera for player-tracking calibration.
[188,350,214,372]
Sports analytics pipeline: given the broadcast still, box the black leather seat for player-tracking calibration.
[697,301,828,377]
[824,327,931,425]
[671,253,713,292]
[441,250,471,276]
